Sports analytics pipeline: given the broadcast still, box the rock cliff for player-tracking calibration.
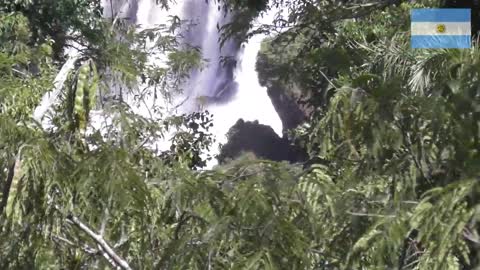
[255,38,313,135]
[217,119,307,164]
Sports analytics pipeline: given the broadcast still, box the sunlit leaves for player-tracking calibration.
[278,1,480,269]
[69,59,99,131]
[1,0,479,269]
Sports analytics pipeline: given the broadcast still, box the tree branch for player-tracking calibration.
[33,53,80,123]
[0,159,16,215]
[67,214,133,270]
[346,211,396,218]
[463,229,480,245]
[53,235,121,269]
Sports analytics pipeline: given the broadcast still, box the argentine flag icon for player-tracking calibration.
[411,8,471,49]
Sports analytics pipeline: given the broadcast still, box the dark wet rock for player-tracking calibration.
[266,82,310,133]
[255,40,313,134]
[217,119,307,164]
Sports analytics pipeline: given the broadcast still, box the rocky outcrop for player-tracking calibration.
[216,36,315,164]
[217,119,307,164]
[255,38,312,134]
[266,82,312,132]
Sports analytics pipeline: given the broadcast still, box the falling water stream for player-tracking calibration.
[104,0,283,168]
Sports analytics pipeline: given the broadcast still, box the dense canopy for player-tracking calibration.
[0,0,479,269]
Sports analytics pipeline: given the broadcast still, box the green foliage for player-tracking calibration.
[1,0,104,58]
[72,59,99,130]
[0,0,479,269]
[0,12,54,119]
[161,111,216,169]
[288,1,480,268]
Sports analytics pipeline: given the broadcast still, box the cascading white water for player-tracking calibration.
[107,0,283,168]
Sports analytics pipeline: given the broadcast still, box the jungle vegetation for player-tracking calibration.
[0,0,479,269]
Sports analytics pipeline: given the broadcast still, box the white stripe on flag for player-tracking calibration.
[411,22,471,35]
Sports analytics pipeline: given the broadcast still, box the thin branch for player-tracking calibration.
[367,200,418,205]
[53,235,76,246]
[0,159,16,215]
[67,214,133,270]
[94,202,111,268]
[33,53,81,122]
[12,68,30,78]
[463,229,480,245]
[395,122,429,180]
[318,69,338,89]
[346,211,396,218]
[208,250,213,270]
[173,212,187,240]
[111,0,133,28]
[114,228,129,249]
[402,258,420,270]
[100,196,112,237]
[53,235,121,269]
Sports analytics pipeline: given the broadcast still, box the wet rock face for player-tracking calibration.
[255,41,313,135]
[217,119,307,164]
[266,83,309,133]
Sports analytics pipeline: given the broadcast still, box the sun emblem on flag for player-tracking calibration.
[436,24,446,33]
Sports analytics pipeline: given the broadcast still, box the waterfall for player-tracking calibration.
[180,1,241,109]
[104,0,283,167]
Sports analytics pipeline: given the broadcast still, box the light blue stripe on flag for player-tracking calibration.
[411,8,470,22]
[411,35,471,48]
